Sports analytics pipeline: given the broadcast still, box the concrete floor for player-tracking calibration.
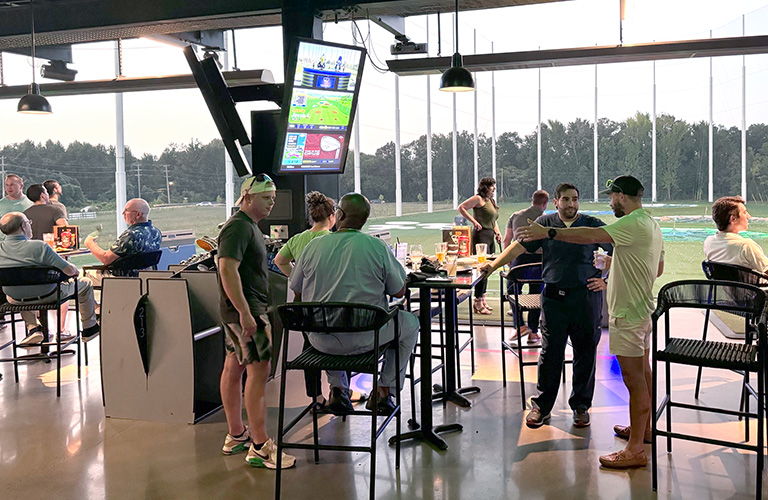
[0,309,765,500]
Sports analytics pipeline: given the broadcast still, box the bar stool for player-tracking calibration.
[275,302,401,500]
[0,266,82,397]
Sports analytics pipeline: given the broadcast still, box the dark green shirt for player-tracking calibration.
[217,210,269,323]
[472,200,498,229]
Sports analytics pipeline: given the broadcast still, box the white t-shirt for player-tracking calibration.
[603,208,664,322]
[703,231,768,274]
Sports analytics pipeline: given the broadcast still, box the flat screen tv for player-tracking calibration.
[183,46,252,177]
[275,38,366,174]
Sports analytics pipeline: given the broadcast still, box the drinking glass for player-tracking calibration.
[476,243,488,264]
[43,233,54,249]
[410,244,423,271]
[435,242,447,265]
[445,245,459,277]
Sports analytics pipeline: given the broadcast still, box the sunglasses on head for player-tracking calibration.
[605,179,623,194]
[245,173,274,192]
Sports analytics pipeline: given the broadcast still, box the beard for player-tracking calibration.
[559,207,577,220]
[611,203,625,217]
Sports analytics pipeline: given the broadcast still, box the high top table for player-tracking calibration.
[391,269,484,451]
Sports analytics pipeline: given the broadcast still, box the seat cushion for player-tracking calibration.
[658,337,758,371]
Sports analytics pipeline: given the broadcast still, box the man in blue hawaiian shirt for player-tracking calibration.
[84,198,161,267]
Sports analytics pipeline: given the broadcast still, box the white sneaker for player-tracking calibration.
[245,438,296,469]
[222,428,251,455]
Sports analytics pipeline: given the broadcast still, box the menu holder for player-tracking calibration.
[54,225,79,252]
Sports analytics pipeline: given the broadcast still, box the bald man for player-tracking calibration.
[84,198,161,267]
[289,193,419,416]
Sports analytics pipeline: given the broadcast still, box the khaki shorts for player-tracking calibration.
[608,315,652,358]
[223,314,272,365]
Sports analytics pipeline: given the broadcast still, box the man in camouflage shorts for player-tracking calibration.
[217,174,295,470]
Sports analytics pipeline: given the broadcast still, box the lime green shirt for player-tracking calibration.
[278,229,331,262]
[603,208,664,322]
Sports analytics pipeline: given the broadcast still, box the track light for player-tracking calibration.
[41,60,78,82]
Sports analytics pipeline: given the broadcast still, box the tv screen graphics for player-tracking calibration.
[276,38,366,174]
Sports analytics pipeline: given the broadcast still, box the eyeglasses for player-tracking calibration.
[22,219,32,226]
[122,209,139,215]
[335,205,346,218]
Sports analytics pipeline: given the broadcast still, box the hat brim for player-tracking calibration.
[598,188,615,195]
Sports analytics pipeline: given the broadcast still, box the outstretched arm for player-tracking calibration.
[480,241,527,276]
[518,219,614,245]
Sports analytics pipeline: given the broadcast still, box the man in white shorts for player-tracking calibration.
[518,175,664,470]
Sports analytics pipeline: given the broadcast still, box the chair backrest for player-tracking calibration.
[655,279,767,321]
[0,266,68,286]
[504,262,542,286]
[702,260,768,287]
[277,302,393,334]
[109,250,163,277]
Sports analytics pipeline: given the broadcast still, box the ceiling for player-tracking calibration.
[0,0,565,50]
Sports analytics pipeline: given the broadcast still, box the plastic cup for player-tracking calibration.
[476,243,488,264]
[445,250,459,277]
[410,244,423,271]
[435,242,447,264]
[43,233,54,248]
[593,249,607,270]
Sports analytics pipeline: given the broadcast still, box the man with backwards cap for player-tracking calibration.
[483,175,664,470]
[217,174,295,470]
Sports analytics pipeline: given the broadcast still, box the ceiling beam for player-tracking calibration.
[0,69,274,98]
[386,35,768,75]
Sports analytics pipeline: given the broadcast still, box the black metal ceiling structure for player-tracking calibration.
[0,0,561,50]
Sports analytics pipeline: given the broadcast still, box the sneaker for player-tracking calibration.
[82,324,100,342]
[599,449,648,469]
[573,408,590,428]
[57,333,76,343]
[246,438,296,469]
[365,392,397,416]
[327,387,354,415]
[18,327,44,348]
[525,408,551,428]
[222,428,251,455]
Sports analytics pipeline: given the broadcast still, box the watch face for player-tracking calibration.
[548,228,557,239]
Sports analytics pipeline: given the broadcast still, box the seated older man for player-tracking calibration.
[0,212,99,347]
[288,193,419,415]
[703,196,768,274]
[84,198,162,268]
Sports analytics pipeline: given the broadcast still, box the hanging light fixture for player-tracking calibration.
[17,1,52,114]
[439,0,475,92]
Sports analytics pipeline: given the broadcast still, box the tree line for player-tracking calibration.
[3,111,768,209]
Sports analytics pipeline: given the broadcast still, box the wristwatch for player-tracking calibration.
[548,228,557,240]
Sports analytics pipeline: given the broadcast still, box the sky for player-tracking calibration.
[2,0,768,158]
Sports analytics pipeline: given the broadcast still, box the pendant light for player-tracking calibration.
[439,0,475,92]
[17,1,52,114]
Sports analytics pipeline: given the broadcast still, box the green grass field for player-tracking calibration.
[289,93,351,127]
[69,200,768,299]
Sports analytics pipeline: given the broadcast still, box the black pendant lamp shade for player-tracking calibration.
[439,0,475,92]
[440,53,475,92]
[17,83,52,114]
[17,2,52,114]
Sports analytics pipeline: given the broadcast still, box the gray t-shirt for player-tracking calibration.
[51,200,68,219]
[24,204,65,240]
[508,205,544,254]
[289,229,405,310]
[0,234,69,298]
[216,210,269,323]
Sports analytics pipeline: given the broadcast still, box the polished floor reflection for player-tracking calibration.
[0,309,765,499]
